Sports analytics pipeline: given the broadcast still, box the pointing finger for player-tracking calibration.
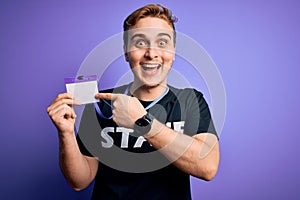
[95,93,118,100]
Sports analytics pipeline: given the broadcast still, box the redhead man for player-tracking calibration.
[47,4,220,200]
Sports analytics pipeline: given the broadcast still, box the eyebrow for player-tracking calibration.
[130,33,146,41]
[130,32,172,41]
[157,33,172,40]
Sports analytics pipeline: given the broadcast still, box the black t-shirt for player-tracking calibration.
[76,84,217,200]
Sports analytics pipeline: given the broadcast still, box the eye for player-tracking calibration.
[135,40,147,47]
[158,39,167,47]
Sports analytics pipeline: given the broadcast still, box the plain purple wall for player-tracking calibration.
[1,0,299,199]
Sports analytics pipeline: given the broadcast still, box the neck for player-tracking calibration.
[130,82,167,101]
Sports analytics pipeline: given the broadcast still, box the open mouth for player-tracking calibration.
[141,63,162,70]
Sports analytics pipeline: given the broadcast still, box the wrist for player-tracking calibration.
[58,130,76,140]
[143,119,164,138]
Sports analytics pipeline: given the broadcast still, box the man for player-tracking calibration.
[47,4,220,200]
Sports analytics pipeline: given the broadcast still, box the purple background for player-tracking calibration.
[1,0,299,199]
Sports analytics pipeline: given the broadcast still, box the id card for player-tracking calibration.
[64,75,99,104]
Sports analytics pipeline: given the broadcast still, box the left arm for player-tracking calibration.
[145,119,219,181]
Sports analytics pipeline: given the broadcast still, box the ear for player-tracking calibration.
[123,45,129,62]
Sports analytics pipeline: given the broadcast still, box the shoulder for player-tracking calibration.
[168,85,204,100]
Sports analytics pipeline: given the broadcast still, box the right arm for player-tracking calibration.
[47,93,98,191]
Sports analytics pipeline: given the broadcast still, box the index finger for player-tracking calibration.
[95,93,118,100]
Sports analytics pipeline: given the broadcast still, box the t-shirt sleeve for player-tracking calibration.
[184,89,218,139]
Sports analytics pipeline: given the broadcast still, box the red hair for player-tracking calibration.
[123,4,177,45]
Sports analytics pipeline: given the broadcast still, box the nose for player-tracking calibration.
[144,47,159,59]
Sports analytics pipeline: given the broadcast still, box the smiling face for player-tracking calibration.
[124,17,176,88]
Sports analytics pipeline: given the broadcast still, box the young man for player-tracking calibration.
[47,4,220,200]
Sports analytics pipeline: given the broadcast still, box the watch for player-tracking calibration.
[133,112,154,136]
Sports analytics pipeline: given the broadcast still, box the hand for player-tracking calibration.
[95,93,146,129]
[47,93,81,136]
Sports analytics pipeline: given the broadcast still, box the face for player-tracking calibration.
[124,17,175,88]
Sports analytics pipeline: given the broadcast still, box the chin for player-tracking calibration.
[134,80,157,88]
[144,83,160,89]
[143,80,166,89]
[134,75,167,87]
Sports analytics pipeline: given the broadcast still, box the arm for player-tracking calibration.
[145,120,219,181]
[47,93,98,191]
[58,132,98,191]
[96,93,220,181]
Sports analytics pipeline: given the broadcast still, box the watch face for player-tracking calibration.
[136,117,151,127]
[133,113,153,136]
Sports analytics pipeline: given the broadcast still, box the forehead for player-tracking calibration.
[128,17,174,39]
[133,17,173,30]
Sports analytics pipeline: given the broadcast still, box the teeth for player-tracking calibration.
[142,64,161,69]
